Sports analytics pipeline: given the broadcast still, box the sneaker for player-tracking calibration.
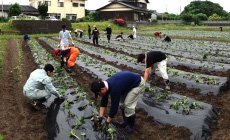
[165,85,170,90]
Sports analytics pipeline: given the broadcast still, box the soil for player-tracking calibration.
[0,38,229,140]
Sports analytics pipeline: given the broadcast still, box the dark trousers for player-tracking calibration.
[93,37,98,46]
[107,34,111,42]
[88,32,91,39]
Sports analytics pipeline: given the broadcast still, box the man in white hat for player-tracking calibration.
[132,26,136,39]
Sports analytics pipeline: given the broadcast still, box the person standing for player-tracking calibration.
[132,26,136,39]
[58,25,74,49]
[88,25,91,39]
[92,26,99,46]
[90,71,145,133]
[106,25,112,43]
[23,64,64,110]
[54,47,80,75]
[137,51,170,90]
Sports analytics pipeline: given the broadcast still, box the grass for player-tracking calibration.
[0,134,3,140]
[0,40,7,74]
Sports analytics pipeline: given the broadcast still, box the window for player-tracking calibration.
[73,3,78,7]
[80,4,85,7]
[45,1,51,6]
[139,3,143,8]
[66,14,77,20]
[58,2,64,7]
[38,1,42,6]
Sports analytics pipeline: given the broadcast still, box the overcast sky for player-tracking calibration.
[2,0,230,14]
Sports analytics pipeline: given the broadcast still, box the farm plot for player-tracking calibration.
[53,37,229,95]
[27,39,127,140]
[138,30,230,39]
[38,37,218,140]
[75,36,230,72]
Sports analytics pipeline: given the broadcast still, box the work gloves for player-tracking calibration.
[93,117,103,128]
[71,42,75,46]
[97,121,110,131]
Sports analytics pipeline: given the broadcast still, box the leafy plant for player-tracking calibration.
[145,86,156,93]
[65,99,75,108]
[69,129,81,140]
[74,117,86,129]
[68,110,74,117]
[156,90,171,100]
[81,132,86,140]
[189,101,203,109]
[107,128,116,140]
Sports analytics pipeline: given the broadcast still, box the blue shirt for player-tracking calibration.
[100,71,141,118]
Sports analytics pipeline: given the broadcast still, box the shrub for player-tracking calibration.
[62,18,70,21]
[208,13,222,21]
[0,17,9,22]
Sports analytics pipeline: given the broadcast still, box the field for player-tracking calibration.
[0,23,230,140]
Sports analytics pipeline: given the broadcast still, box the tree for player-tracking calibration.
[85,9,90,16]
[208,13,222,21]
[8,3,22,17]
[181,1,226,17]
[38,4,48,19]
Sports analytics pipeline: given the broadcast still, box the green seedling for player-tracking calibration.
[81,132,86,140]
[189,101,203,109]
[69,129,81,140]
[171,100,181,110]
[107,128,116,140]
[145,86,156,93]
[65,99,75,108]
[156,90,171,100]
[74,117,86,130]
[68,110,74,117]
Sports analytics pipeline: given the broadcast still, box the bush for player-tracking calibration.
[0,17,9,22]
[151,19,157,23]
[62,18,70,21]
[196,13,208,21]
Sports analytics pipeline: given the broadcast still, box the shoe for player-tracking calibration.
[31,100,41,111]
[165,85,170,90]
[118,108,128,128]
[124,114,136,133]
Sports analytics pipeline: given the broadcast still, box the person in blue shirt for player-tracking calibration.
[90,71,145,133]
[23,34,30,41]
[23,64,64,110]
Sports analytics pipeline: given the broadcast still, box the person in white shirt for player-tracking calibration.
[58,25,74,49]
[132,26,136,39]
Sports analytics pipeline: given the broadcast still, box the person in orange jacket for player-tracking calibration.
[154,31,162,39]
[54,47,80,74]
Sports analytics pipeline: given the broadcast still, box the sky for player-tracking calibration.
[2,0,229,14]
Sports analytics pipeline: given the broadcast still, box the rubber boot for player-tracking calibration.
[124,114,136,133]
[118,108,128,128]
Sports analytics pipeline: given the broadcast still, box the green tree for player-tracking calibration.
[38,4,48,19]
[196,13,208,21]
[181,13,193,23]
[85,9,90,16]
[8,3,22,17]
[208,13,222,21]
[181,1,225,17]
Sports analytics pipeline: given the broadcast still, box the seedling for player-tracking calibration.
[65,99,75,108]
[189,101,203,109]
[74,117,86,129]
[145,86,156,93]
[69,129,81,140]
[156,90,171,100]
[81,132,86,140]
[68,110,75,117]
[107,128,116,140]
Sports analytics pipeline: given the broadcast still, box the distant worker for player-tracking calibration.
[92,26,99,46]
[58,25,74,49]
[23,34,30,41]
[163,34,171,42]
[90,71,145,133]
[74,29,83,38]
[219,27,223,32]
[88,25,91,39]
[137,51,170,90]
[23,64,64,110]
[54,47,80,75]
[115,32,125,41]
[127,34,134,40]
[106,25,112,43]
[154,31,162,39]
[132,26,136,39]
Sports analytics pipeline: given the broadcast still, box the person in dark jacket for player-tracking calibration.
[163,34,171,42]
[137,51,170,90]
[23,34,30,41]
[106,25,112,43]
[115,32,125,41]
[92,26,99,46]
[88,25,91,39]
[90,71,145,133]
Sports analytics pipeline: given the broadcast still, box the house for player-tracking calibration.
[29,0,86,20]
[97,0,152,21]
[0,5,38,18]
